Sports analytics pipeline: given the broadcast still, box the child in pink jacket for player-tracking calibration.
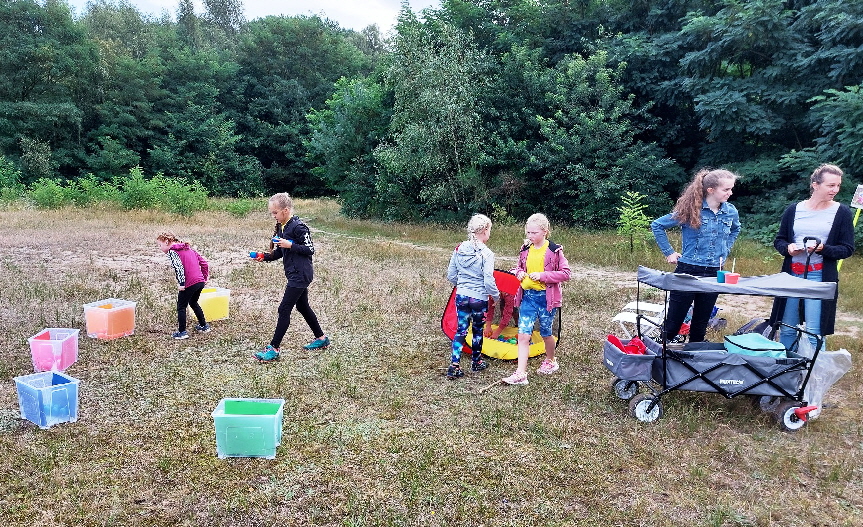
[502,214,571,385]
[157,232,210,340]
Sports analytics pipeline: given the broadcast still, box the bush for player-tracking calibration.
[69,174,120,206]
[223,197,262,217]
[0,156,24,203]
[159,177,209,216]
[118,166,161,210]
[28,178,74,208]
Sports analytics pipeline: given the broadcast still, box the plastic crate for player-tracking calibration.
[83,299,136,340]
[199,287,230,321]
[14,371,80,429]
[212,398,285,459]
[28,328,79,372]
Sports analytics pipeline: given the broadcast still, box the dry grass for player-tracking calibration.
[1,200,861,526]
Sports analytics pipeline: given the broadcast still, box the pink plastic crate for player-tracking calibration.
[28,328,79,372]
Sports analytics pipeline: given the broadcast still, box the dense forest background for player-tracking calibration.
[1,0,862,233]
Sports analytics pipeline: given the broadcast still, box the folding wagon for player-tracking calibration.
[441,269,561,361]
[604,266,838,432]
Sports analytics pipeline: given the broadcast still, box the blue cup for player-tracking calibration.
[717,270,728,283]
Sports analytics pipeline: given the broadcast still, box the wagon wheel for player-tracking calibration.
[773,401,807,432]
[757,396,782,413]
[628,394,663,423]
[611,377,639,400]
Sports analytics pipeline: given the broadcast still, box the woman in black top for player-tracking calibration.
[769,164,855,351]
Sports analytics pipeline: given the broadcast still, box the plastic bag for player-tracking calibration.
[797,332,852,419]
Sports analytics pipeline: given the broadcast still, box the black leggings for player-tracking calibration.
[271,286,324,348]
[663,262,719,342]
[177,281,206,332]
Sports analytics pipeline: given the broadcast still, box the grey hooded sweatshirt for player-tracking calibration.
[447,241,500,302]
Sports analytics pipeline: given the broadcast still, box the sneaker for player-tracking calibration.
[195,323,211,333]
[302,336,330,350]
[471,359,488,372]
[502,371,528,385]
[254,344,280,363]
[446,364,464,380]
[537,359,559,375]
[172,331,189,340]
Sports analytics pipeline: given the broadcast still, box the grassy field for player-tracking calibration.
[1,199,861,526]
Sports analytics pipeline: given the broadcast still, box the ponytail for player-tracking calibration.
[672,168,736,229]
[156,232,183,245]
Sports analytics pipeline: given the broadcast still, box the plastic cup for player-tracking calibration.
[724,272,740,284]
[717,270,727,283]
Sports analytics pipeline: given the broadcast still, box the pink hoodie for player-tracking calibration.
[167,242,209,287]
[510,240,571,310]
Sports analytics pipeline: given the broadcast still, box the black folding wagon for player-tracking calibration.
[604,266,837,432]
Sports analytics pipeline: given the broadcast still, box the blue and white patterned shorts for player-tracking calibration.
[518,289,556,337]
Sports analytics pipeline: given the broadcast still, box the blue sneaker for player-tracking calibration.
[254,345,280,363]
[172,331,189,340]
[302,336,330,350]
[195,323,211,333]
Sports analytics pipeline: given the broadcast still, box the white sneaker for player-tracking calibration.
[502,371,528,385]
[537,359,559,375]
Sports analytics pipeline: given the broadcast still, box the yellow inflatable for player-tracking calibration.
[467,325,553,360]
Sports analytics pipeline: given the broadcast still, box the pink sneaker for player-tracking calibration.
[537,359,559,375]
[502,371,528,385]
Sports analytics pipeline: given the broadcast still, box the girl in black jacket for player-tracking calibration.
[253,193,330,362]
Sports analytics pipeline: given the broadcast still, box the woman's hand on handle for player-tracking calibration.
[666,252,680,264]
[786,243,805,256]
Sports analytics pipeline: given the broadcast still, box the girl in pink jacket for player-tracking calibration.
[157,232,210,340]
[502,214,571,385]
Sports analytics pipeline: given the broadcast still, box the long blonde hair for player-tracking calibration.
[672,168,737,229]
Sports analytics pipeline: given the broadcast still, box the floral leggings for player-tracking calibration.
[451,294,488,364]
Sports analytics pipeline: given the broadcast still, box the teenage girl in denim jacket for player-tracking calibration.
[651,168,741,342]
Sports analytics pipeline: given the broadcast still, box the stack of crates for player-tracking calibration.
[14,328,82,429]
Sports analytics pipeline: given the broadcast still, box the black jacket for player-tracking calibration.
[264,215,316,288]
[768,203,855,335]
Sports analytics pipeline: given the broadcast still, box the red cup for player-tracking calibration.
[724,272,740,284]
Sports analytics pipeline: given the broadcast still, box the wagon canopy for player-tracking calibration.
[637,266,836,300]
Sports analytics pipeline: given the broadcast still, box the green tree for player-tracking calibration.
[616,191,651,253]
[0,0,96,177]
[517,49,679,227]
[809,86,863,172]
[306,76,390,216]
[230,15,372,194]
[374,14,491,221]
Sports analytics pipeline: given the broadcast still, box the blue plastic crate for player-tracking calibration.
[14,371,80,429]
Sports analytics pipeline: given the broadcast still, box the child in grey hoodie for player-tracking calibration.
[446,214,500,379]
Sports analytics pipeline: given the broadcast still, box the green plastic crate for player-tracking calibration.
[212,398,285,459]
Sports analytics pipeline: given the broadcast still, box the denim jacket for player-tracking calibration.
[651,200,741,267]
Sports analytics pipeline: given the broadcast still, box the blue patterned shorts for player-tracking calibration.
[518,289,556,337]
